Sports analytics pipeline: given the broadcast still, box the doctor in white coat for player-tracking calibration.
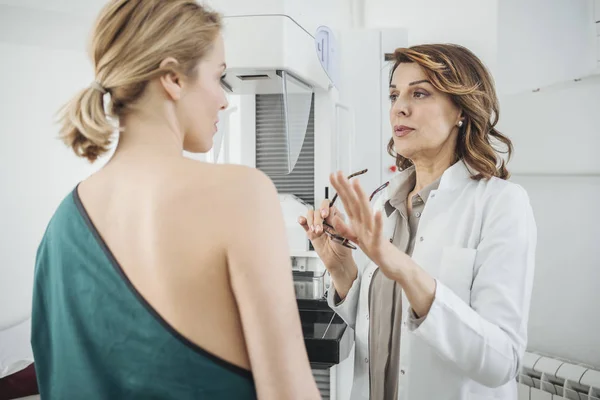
[299,44,536,400]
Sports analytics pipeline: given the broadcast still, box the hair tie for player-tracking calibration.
[91,81,108,94]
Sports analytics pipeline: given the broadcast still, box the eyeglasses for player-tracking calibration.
[323,169,390,250]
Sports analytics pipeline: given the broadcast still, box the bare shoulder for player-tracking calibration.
[169,160,272,200]
[171,161,281,233]
[185,160,273,192]
[152,160,284,272]
[217,163,276,197]
[191,162,278,208]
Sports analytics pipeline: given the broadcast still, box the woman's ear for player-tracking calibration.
[159,57,183,101]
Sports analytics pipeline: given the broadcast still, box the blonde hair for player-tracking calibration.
[389,44,513,180]
[58,0,222,162]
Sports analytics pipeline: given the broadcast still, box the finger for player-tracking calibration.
[312,205,324,235]
[319,199,330,219]
[352,179,373,230]
[298,216,310,233]
[322,206,338,227]
[323,206,343,235]
[307,210,315,233]
[331,215,359,243]
[373,210,383,238]
[326,206,344,223]
[299,215,322,243]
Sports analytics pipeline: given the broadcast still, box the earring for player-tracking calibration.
[457,120,464,128]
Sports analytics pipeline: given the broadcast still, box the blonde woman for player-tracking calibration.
[300,44,537,399]
[31,1,320,399]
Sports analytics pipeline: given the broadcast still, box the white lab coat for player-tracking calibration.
[327,161,537,400]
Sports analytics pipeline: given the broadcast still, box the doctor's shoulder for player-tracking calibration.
[479,176,532,205]
[474,175,536,229]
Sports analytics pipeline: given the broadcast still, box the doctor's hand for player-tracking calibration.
[298,199,355,273]
[329,171,391,269]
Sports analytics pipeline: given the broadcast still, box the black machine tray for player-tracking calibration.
[297,297,352,369]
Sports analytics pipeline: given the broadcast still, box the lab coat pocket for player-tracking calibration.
[439,246,476,303]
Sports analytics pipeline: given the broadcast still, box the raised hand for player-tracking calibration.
[298,199,355,273]
[329,171,389,267]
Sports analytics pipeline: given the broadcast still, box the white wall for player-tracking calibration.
[365,0,597,95]
[499,76,600,175]
[203,0,353,36]
[284,0,353,35]
[496,0,596,94]
[0,0,106,16]
[511,175,600,368]
[0,3,107,329]
[364,0,499,81]
[500,77,600,368]
[201,0,284,16]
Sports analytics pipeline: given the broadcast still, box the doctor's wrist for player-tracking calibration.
[328,261,358,300]
[376,242,412,281]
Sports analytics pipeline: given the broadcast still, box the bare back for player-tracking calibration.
[78,157,252,370]
[77,155,320,399]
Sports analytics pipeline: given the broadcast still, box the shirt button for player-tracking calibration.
[415,212,421,218]
[365,358,369,364]
[400,369,405,375]
[431,193,436,198]
[389,238,393,243]
[419,237,424,242]
[366,314,369,320]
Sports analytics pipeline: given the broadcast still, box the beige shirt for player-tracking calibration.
[368,168,440,400]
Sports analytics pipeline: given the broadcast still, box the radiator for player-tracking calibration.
[518,351,600,400]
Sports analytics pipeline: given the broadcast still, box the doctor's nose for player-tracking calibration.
[392,99,409,117]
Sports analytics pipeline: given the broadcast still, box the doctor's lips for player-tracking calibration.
[394,125,414,137]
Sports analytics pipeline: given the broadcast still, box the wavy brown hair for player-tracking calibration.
[388,44,512,180]
[57,0,222,162]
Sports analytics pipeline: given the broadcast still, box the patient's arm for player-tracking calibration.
[226,168,321,400]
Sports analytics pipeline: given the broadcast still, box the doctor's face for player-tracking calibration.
[388,62,462,163]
